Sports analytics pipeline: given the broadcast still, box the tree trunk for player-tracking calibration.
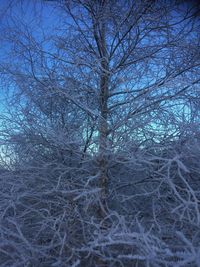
[98,19,110,218]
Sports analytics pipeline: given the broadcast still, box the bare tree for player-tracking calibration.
[0,0,200,266]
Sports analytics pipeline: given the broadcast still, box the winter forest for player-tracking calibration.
[0,0,200,266]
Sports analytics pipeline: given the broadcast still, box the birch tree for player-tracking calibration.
[1,0,200,212]
[0,1,200,266]
[40,0,200,214]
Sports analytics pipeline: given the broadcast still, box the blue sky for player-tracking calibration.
[0,0,60,111]
[0,1,199,141]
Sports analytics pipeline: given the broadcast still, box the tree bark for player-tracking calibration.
[97,15,110,218]
[98,62,109,216]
